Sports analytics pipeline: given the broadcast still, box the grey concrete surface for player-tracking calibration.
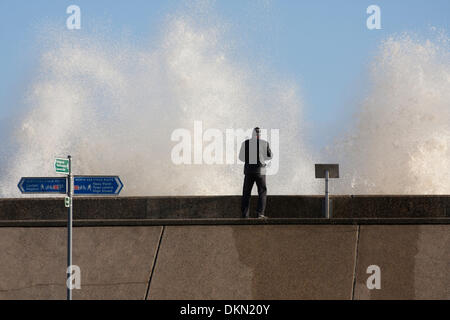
[147,225,358,299]
[0,223,448,300]
[354,225,450,300]
[1,195,449,222]
[335,196,450,218]
[0,226,162,300]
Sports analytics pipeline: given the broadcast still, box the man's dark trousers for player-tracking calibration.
[241,173,267,218]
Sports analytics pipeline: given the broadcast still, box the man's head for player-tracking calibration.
[253,127,261,139]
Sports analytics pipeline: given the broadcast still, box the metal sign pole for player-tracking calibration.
[17,156,125,299]
[67,155,73,300]
[314,164,339,219]
[325,169,330,219]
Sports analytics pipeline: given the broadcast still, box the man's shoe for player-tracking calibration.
[258,214,267,219]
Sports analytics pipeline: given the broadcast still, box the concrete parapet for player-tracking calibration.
[1,195,450,221]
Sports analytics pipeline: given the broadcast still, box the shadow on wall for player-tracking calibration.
[232,225,357,299]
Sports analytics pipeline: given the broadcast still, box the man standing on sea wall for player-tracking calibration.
[239,127,273,219]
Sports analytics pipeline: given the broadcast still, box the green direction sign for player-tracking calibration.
[55,158,70,174]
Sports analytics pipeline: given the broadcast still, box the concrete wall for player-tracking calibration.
[0,226,162,299]
[148,225,357,299]
[1,224,448,300]
[354,225,450,299]
[1,195,450,221]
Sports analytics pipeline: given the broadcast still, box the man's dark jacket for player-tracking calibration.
[239,138,272,175]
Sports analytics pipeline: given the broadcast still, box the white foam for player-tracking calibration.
[0,15,316,197]
[334,33,450,194]
[1,14,449,197]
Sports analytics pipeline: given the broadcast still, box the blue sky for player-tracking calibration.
[0,0,449,146]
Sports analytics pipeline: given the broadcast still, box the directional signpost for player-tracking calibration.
[74,176,123,195]
[17,176,124,195]
[18,176,124,195]
[18,177,66,194]
[18,156,124,300]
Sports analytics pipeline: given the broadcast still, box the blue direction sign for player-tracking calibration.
[18,177,66,194]
[73,176,123,195]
